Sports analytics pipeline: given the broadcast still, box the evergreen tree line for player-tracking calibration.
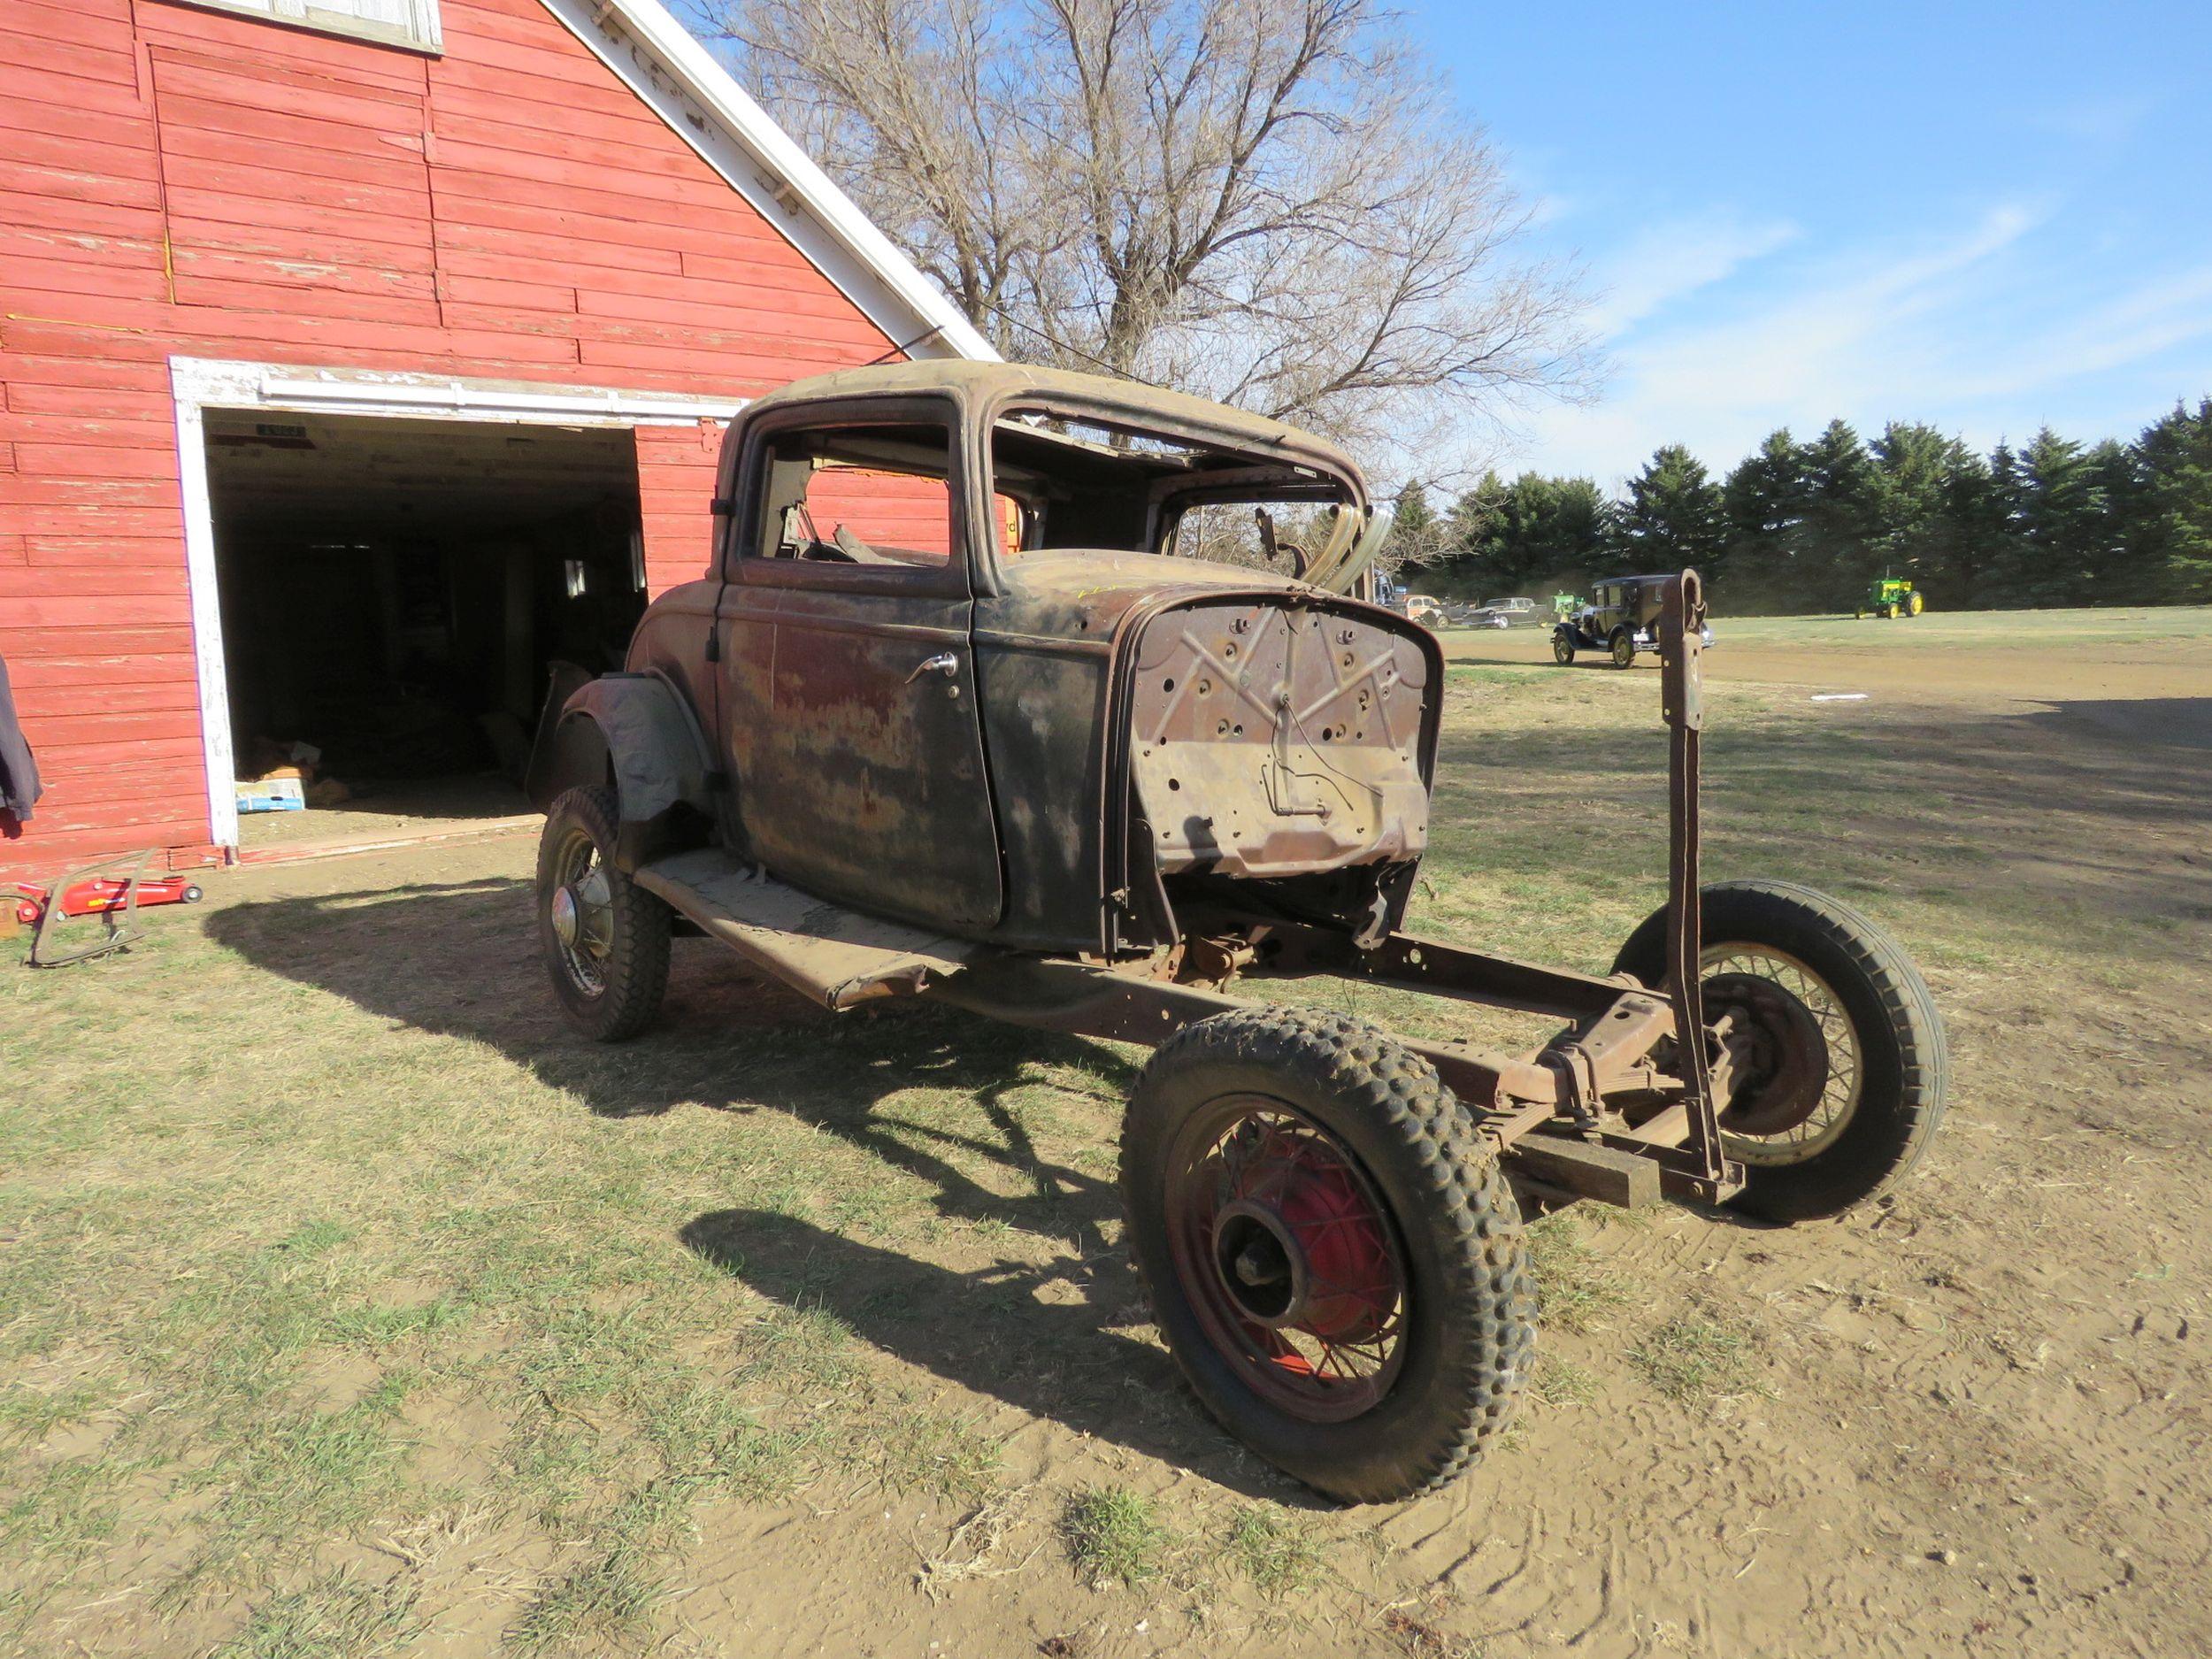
[1395,398,2212,613]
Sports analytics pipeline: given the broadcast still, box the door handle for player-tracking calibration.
[905,651,958,684]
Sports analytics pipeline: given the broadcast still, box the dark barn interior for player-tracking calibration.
[204,411,647,836]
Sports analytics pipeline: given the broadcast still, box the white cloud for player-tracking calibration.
[2026,91,2162,148]
[1494,203,2212,484]
[1580,211,1801,340]
[1953,262,2212,397]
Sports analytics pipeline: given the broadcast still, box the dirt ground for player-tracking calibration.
[4,609,2208,1658]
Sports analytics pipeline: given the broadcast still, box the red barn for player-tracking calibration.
[0,0,992,878]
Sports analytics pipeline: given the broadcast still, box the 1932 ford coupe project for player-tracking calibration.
[527,362,1948,1504]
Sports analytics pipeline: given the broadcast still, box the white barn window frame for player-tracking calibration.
[180,0,444,54]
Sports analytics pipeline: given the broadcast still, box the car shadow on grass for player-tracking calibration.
[206,881,1307,1486]
[679,1206,1304,1502]
[206,878,1136,1244]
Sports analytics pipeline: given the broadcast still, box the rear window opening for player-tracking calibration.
[987,407,1360,577]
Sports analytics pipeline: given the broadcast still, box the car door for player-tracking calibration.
[715,402,1003,934]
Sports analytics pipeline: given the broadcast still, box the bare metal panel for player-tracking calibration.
[1127,601,1430,878]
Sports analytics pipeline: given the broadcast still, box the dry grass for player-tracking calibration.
[2,644,2197,1655]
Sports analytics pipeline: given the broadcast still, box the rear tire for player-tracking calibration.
[1609,626,1635,669]
[1121,1008,1532,1503]
[537,785,671,1042]
[1612,880,1947,1223]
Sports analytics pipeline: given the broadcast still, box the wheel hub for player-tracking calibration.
[551,868,614,962]
[550,883,581,949]
[1214,1202,1306,1325]
[1210,1133,1396,1344]
[1707,971,1830,1137]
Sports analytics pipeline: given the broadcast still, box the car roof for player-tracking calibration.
[744,360,1364,502]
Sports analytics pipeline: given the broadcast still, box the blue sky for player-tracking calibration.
[1410,1,2212,486]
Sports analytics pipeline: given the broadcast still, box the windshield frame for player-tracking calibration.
[972,388,1370,595]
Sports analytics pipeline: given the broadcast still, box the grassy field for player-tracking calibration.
[1427,603,2212,650]
[1663,602,2212,649]
[4,630,2208,1657]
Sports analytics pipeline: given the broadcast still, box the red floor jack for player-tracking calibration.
[8,850,204,967]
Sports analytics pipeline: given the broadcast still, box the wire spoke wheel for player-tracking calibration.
[1164,1094,1409,1422]
[535,785,671,1042]
[548,826,616,998]
[1701,945,1863,1166]
[1122,1008,1532,1503]
[1612,879,1947,1222]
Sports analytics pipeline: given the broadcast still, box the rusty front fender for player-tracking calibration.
[524,670,714,832]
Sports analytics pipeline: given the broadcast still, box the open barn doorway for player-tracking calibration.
[201,411,646,855]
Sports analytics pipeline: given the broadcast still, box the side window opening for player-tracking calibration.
[749,423,956,570]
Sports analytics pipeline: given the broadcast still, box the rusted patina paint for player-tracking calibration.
[1126,600,1430,879]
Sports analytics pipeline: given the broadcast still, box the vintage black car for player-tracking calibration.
[1555,573,1718,666]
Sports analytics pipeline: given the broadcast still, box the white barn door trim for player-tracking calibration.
[169,356,745,853]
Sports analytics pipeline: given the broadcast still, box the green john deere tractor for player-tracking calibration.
[1856,575,1924,619]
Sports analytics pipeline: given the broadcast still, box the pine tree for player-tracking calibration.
[1388,480,1449,572]
[1616,445,1726,572]
[2008,428,2103,605]
[1870,423,1973,608]
[1439,472,1511,593]
[1970,442,2030,607]
[1799,419,1881,611]
[1927,445,1994,604]
[1447,396,2208,617]
[1722,429,1811,611]
[2132,399,2212,602]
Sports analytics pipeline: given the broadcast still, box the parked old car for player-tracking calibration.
[526,362,1947,1503]
[1555,574,1717,667]
[1469,595,1539,626]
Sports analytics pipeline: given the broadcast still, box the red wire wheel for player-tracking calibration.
[1164,1096,1410,1421]
[1121,1008,1533,1504]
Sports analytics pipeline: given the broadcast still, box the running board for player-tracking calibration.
[633,849,987,1010]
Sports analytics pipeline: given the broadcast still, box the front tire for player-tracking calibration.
[1121,1008,1532,1503]
[537,785,671,1041]
[1613,880,1947,1223]
[1551,630,1576,665]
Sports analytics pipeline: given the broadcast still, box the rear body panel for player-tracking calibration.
[1126,600,1431,879]
[975,549,1440,954]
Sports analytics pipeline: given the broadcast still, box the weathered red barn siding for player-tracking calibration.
[0,0,918,873]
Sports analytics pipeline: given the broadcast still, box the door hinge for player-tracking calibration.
[704,627,720,663]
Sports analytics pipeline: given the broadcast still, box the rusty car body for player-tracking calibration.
[527,362,1949,1504]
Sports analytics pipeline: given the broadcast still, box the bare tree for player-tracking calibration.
[685,0,1592,470]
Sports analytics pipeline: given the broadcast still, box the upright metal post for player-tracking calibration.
[1658,572,1723,1186]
